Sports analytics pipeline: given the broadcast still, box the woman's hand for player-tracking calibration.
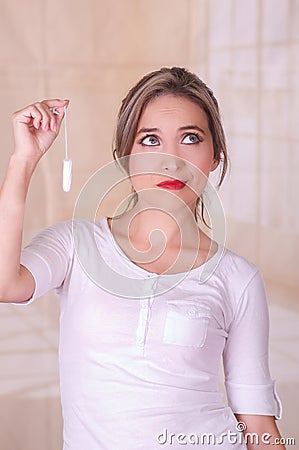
[12,99,69,163]
[235,414,286,449]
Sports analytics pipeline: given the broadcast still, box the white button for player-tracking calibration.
[147,275,158,290]
[188,309,197,317]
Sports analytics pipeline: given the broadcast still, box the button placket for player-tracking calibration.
[135,276,157,349]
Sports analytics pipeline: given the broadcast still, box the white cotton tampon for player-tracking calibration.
[62,105,72,192]
[63,159,72,192]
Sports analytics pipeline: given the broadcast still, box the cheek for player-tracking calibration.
[130,174,153,191]
[188,150,215,177]
[128,152,160,179]
[129,154,147,177]
[128,153,154,190]
[187,164,211,197]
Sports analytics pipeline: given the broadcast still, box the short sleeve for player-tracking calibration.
[19,221,73,304]
[223,270,282,419]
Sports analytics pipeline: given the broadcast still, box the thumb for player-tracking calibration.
[47,99,70,132]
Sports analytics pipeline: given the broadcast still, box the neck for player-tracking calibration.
[117,202,199,250]
[108,200,216,275]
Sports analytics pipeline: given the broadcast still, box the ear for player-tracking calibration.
[210,158,220,172]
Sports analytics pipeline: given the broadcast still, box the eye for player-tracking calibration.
[139,135,160,146]
[181,133,202,145]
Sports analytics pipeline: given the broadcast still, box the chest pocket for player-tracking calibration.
[163,300,211,348]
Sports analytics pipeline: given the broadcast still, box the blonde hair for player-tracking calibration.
[113,67,228,223]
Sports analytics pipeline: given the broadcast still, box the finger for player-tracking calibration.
[42,99,69,131]
[32,102,53,131]
[15,101,53,131]
[42,98,69,109]
[13,104,43,130]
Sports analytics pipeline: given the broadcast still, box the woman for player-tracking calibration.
[0,67,284,449]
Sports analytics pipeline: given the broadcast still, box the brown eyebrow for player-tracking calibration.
[136,125,206,136]
[136,127,161,135]
[179,125,206,135]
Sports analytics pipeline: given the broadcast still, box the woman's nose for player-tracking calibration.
[159,152,185,173]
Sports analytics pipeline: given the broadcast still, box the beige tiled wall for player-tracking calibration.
[197,0,299,293]
[0,1,298,449]
[197,2,299,446]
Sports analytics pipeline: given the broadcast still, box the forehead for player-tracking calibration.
[139,94,208,126]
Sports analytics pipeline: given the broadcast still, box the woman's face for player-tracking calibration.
[129,94,218,213]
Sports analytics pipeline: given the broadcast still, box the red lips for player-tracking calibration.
[156,180,186,190]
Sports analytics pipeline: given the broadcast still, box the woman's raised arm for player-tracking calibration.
[0,99,68,303]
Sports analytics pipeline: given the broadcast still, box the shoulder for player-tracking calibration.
[214,246,265,303]
[41,217,109,239]
[71,217,108,242]
[23,218,108,252]
[218,246,259,281]
[24,220,73,246]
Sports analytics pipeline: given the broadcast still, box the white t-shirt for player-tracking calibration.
[20,218,282,450]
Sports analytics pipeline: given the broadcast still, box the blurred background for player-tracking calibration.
[0,0,298,449]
